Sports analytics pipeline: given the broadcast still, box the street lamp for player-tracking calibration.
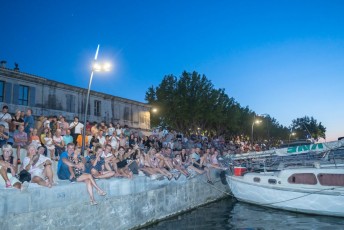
[288,132,296,145]
[82,44,111,155]
[251,117,262,145]
[258,113,270,144]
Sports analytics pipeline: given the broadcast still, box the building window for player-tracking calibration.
[0,81,4,102]
[288,173,317,185]
[123,106,130,120]
[18,85,29,106]
[94,100,101,116]
[66,94,75,113]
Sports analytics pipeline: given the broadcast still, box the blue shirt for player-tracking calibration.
[57,151,70,178]
[63,135,73,145]
[24,115,34,134]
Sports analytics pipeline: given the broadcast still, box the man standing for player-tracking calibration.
[69,116,84,145]
[24,109,34,136]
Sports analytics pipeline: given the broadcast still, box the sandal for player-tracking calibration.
[207,180,214,185]
[17,159,21,165]
[97,190,106,196]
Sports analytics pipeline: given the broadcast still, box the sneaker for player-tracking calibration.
[207,180,214,185]
[21,181,29,191]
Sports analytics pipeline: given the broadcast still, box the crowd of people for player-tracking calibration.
[1,104,269,204]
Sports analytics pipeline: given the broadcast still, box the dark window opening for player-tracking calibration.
[268,179,277,184]
[0,81,4,102]
[94,100,101,117]
[18,85,29,106]
[253,177,261,183]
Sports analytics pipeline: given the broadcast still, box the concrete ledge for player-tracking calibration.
[0,170,229,230]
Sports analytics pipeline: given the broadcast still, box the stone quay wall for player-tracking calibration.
[0,170,229,230]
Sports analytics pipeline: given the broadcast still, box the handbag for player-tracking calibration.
[18,169,31,183]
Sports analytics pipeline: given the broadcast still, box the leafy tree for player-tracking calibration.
[145,71,326,145]
[290,116,326,141]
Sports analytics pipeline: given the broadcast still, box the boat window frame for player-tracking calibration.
[253,177,261,183]
[317,173,344,186]
[287,173,317,185]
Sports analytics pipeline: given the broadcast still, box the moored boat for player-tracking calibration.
[226,164,344,217]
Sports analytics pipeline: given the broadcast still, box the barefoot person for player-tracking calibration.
[22,144,54,188]
[57,143,106,205]
[0,144,28,190]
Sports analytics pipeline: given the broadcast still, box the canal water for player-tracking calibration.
[142,197,344,230]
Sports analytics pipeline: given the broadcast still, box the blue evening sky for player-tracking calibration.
[0,0,343,141]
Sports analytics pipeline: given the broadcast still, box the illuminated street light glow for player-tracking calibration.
[82,45,112,154]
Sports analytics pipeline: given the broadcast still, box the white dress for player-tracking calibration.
[44,137,55,150]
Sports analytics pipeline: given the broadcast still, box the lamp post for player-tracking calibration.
[258,113,270,144]
[81,44,111,155]
[251,117,262,145]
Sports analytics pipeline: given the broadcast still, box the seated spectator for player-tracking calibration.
[30,128,41,147]
[106,122,115,136]
[115,146,134,178]
[57,116,69,136]
[11,109,24,132]
[147,148,173,180]
[109,132,119,152]
[58,143,106,205]
[89,145,116,179]
[53,129,65,158]
[76,130,88,148]
[188,147,213,184]
[0,144,27,190]
[63,129,74,146]
[22,144,54,188]
[96,130,106,146]
[172,152,190,178]
[0,124,9,148]
[118,133,127,148]
[101,144,118,173]
[44,131,56,160]
[13,124,28,164]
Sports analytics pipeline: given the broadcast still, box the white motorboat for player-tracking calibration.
[226,164,344,217]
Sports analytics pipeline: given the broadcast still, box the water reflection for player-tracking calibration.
[142,198,344,230]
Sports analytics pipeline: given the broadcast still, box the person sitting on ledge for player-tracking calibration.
[22,144,55,188]
[89,145,116,179]
[58,143,106,205]
[0,144,27,190]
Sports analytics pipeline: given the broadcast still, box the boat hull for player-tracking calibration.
[227,175,344,217]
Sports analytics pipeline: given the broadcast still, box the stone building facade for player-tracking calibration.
[0,65,151,130]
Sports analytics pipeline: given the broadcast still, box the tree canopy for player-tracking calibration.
[290,116,326,141]
[145,71,326,143]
